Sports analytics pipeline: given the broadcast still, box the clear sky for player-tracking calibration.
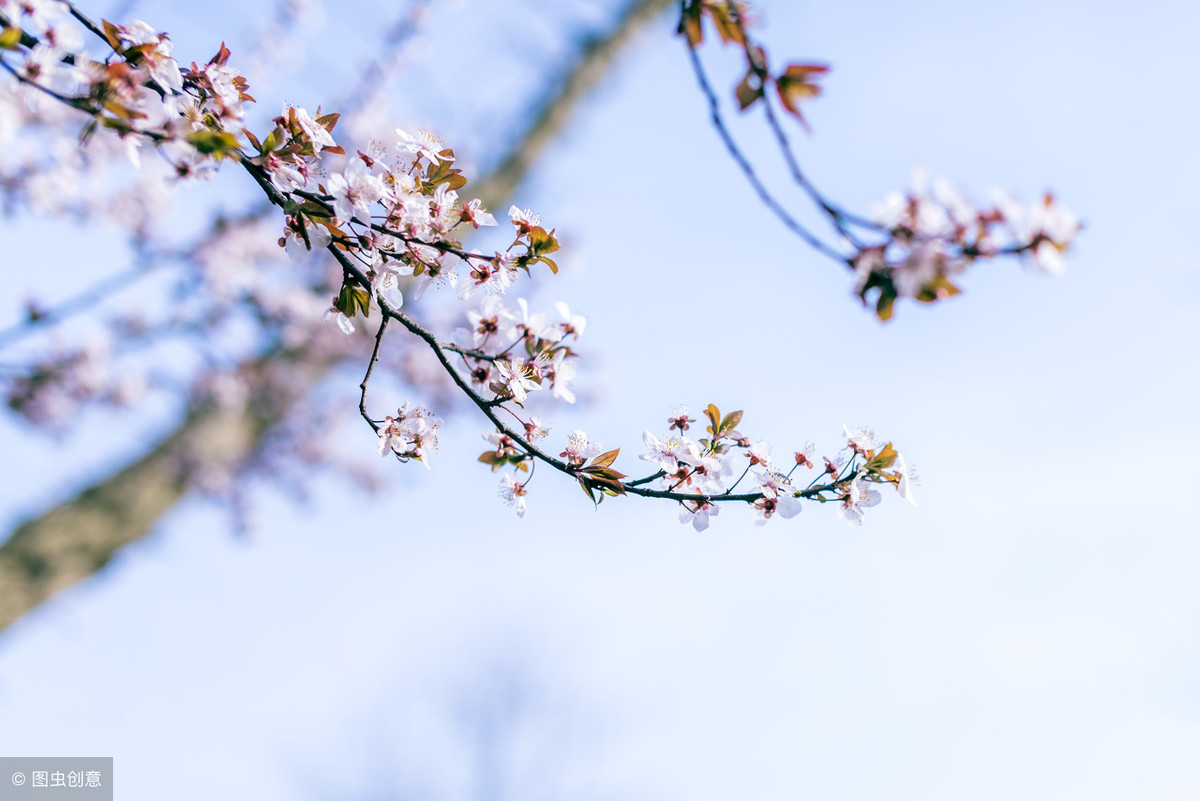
[1,0,1198,799]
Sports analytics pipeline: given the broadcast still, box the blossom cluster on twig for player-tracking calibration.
[1,0,930,528]
[680,0,1082,320]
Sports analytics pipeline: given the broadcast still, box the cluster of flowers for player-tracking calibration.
[452,294,584,407]
[256,116,564,344]
[6,1,584,430]
[680,1,1081,322]
[4,332,145,424]
[483,403,917,529]
[1,6,308,427]
[376,401,443,468]
[1,1,921,531]
[854,171,1081,320]
[1,1,257,182]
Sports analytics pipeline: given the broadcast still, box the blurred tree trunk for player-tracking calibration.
[0,0,674,633]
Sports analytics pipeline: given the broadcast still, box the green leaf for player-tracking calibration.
[99,117,135,136]
[261,125,284,153]
[718,410,743,439]
[188,128,240,157]
[528,226,560,255]
[875,289,896,322]
[914,275,962,304]
[335,284,371,319]
[300,200,334,219]
[102,99,142,122]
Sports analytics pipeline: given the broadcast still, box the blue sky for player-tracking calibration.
[1,0,1198,798]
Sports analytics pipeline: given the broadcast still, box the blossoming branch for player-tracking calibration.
[0,0,1016,529]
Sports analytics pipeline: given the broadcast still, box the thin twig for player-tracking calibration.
[358,314,389,428]
[11,0,862,514]
[66,3,107,42]
[331,240,853,506]
[685,46,848,264]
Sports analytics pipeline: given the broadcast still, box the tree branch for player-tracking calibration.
[0,0,681,634]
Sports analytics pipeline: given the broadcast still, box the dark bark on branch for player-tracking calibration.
[0,0,675,634]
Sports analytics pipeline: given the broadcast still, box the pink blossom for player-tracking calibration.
[327,157,384,224]
[837,476,881,527]
[396,128,449,164]
[494,356,545,404]
[459,198,496,228]
[640,430,701,475]
[291,105,335,150]
[498,473,528,517]
[508,205,542,236]
[560,430,601,467]
[679,498,719,532]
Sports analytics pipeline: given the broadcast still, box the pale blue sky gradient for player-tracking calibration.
[1,1,1198,798]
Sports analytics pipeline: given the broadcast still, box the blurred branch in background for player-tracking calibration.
[299,651,588,801]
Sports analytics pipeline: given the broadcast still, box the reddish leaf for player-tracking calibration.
[101,19,122,50]
[242,128,262,153]
[775,63,829,131]
[736,68,764,111]
[707,4,746,46]
[581,473,627,496]
[677,1,704,47]
[590,448,621,468]
[210,42,231,66]
[579,465,627,481]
